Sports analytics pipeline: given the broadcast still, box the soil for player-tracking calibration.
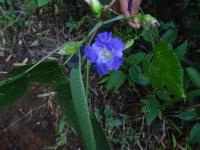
[0,4,85,148]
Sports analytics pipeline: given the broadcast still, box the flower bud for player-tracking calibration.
[135,13,160,28]
[85,0,103,18]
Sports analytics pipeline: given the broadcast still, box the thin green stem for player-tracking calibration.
[64,53,76,65]
[86,61,91,99]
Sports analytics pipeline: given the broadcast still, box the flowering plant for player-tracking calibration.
[0,1,189,150]
[84,32,125,74]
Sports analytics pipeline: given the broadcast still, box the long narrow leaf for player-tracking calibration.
[70,68,96,150]
[56,83,110,150]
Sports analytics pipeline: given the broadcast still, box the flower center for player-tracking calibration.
[102,49,111,59]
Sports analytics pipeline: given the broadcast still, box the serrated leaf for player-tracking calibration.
[129,65,149,86]
[106,71,126,90]
[141,96,161,125]
[127,52,146,65]
[189,123,200,144]
[186,67,200,88]
[175,41,188,61]
[144,42,185,97]
[177,111,197,121]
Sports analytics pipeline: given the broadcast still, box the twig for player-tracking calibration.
[108,0,116,8]
[2,103,48,132]
[37,92,55,98]
[0,71,7,74]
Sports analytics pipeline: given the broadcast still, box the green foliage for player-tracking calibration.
[56,83,110,150]
[0,77,29,107]
[8,61,67,84]
[177,111,198,121]
[186,67,200,88]
[186,89,200,102]
[144,42,185,97]
[58,41,82,55]
[125,39,135,49]
[161,28,177,44]
[65,16,87,33]
[142,27,159,42]
[127,52,146,65]
[141,96,161,125]
[175,41,188,61]
[69,68,96,150]
[189,123,200,144]
[0,61,67,108]
[105,71,126,90]
[37,0,51,7]
[1,1,200,148]
[56,83,81,135]
[129,65,149,86]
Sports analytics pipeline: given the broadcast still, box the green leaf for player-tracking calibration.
[155,90,171,101]
[0,61,67,108]
[175,41,188,61]
[58,41,82,55]
[144,42,185,97]
[56,83,110,150]
[8,61,67,84]
[106,71,126,90]
[0,77,29,107]
[56,82,81,135]
[186,89,200,101]
[70,68,96,150]
[189,123,200,144]
[37,0,50,7]
[129,65,149,86]
[142,27,159,42]
[172,134,177,148]
[141,96,161,125]
[113,119,122,128]
[161,29,177,44]
[57,133,67,147]
[127,52,146,65]
[90,115,110,150]
[186,67,200,88]
[125,39,135,49]
[177,111,197,121]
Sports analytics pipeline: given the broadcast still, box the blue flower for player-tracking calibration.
[84,32,125,75]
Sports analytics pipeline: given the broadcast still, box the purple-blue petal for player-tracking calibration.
[95,32,113,47]
[83,31,125,75]
[95,63,110,75]
[84,45,99,63]
[109,37,125,52]
[111,57,124,70]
